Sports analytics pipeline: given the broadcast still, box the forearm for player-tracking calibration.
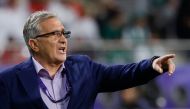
[98,58,160,92]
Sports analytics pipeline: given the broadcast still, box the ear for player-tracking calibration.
[28,39,39,52]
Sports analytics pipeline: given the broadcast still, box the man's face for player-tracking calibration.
[33,18,68,64]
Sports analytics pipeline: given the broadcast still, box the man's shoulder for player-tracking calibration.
[0,65,19,82]
[0,59,30,79]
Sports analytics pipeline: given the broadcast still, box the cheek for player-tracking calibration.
[52,45,58,53]
[44,42,57,53]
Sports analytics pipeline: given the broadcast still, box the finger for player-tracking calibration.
[160,54,175,62]
[168,60,175,75]
[154,64,163,73]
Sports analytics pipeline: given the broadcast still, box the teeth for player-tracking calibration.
[59,47,65,50]
[59,47,66,53]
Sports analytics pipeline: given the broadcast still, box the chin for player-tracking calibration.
[62,56,67,62]
[60,55,67,62]
[55,54,67,62]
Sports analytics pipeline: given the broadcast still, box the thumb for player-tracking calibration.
[153,64,163,73]
[152,58,163,73]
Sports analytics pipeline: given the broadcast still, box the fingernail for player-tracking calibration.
[168,73,172,76]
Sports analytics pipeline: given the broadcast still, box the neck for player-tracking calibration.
[33,56,63,77]
[44,64,61,77]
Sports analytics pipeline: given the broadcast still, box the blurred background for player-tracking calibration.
[0,0,190,108]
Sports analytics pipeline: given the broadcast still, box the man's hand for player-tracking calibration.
[152,54,175,76]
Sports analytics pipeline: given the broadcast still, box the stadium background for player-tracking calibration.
[0,0,190,108]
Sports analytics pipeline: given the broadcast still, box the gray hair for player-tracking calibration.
[23,11,57,54]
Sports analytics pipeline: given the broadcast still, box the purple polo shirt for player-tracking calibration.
[32,57,69,109]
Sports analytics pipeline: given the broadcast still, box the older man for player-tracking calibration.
[0,11,175,109]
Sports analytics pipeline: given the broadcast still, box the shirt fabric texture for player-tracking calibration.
[32,58,69,109]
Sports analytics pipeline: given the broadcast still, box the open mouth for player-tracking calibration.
[58,47,66,53]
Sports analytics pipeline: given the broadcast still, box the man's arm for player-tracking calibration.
[92,54,175,92]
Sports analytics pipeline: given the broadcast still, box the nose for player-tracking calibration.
[59,34,67,44]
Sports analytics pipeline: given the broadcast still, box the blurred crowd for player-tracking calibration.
[0,0,190,108]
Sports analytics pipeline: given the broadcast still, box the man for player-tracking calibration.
[0,11,175,109]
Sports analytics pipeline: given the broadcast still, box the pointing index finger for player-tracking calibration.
[160,54,175,61]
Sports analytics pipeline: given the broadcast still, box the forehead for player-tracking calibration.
[39,17,64,32]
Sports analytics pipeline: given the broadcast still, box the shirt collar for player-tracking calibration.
[32,57,44,74]
[32,57,65,78]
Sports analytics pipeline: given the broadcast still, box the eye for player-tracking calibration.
[54,31,62,37]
